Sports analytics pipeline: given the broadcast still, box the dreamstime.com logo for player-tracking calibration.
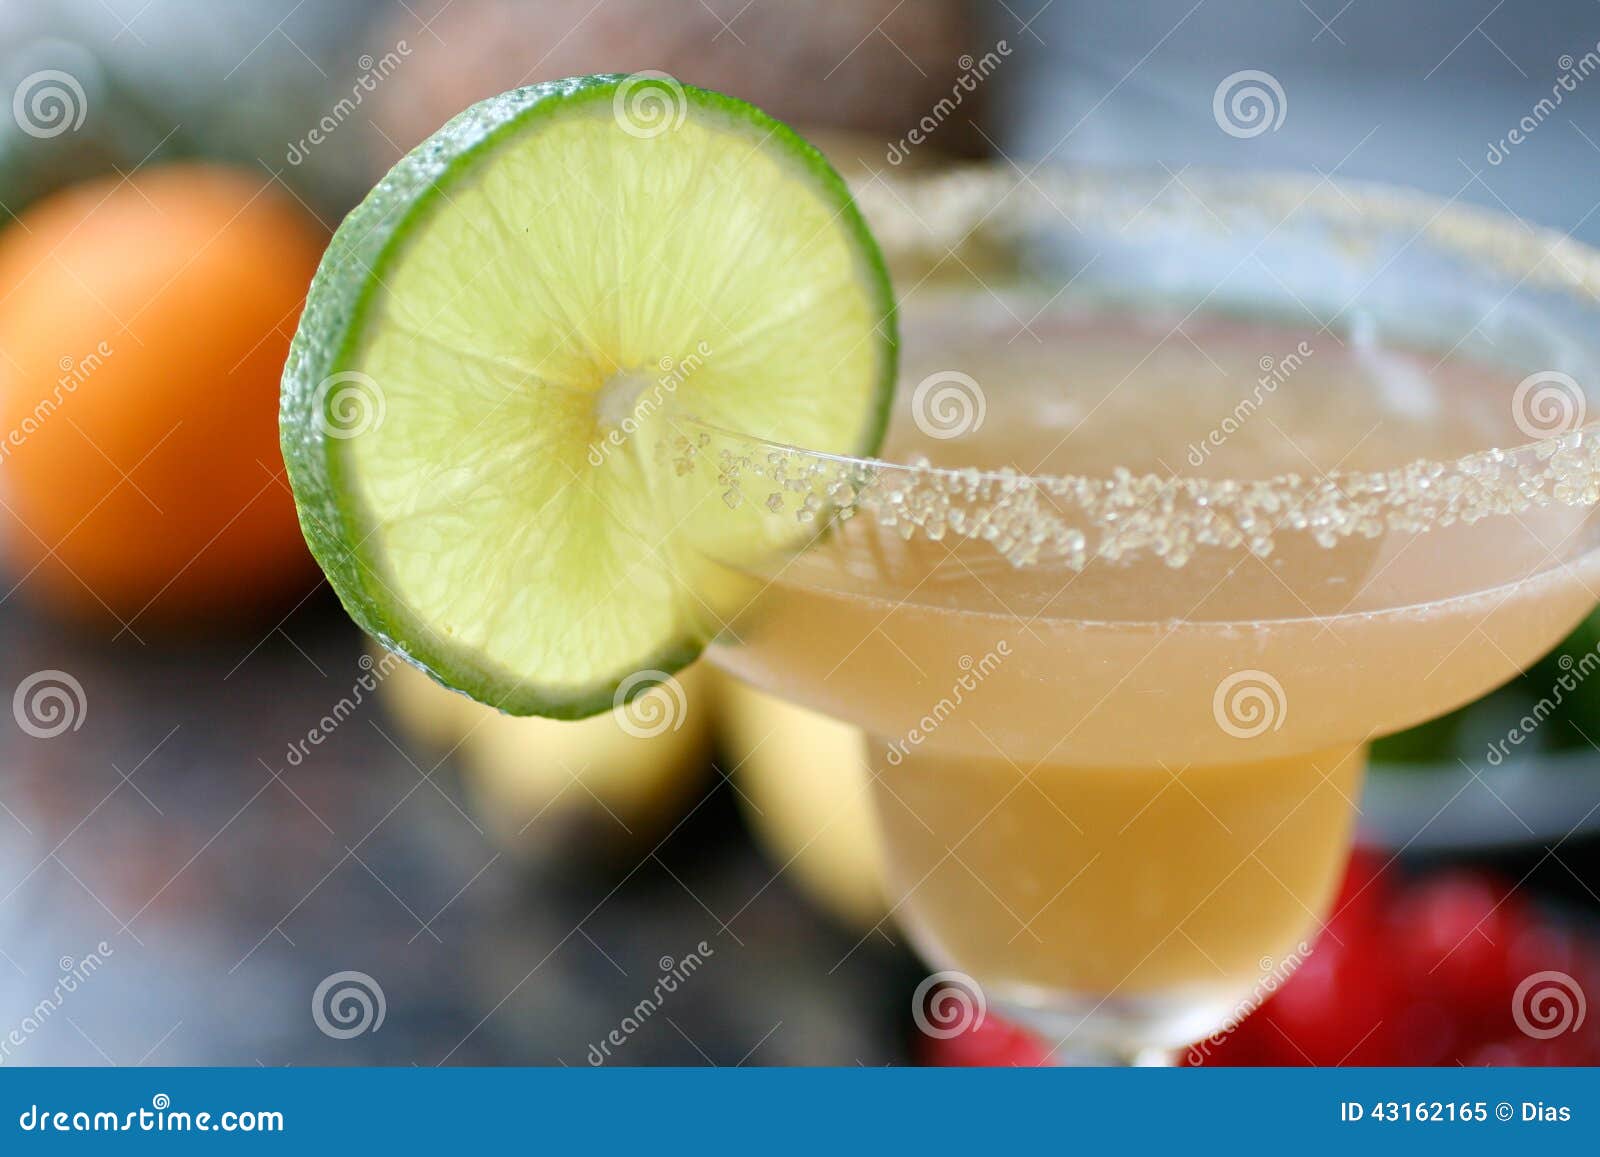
[0,341,112,463]
[286,42,412,165]
[1185,942,1310,1064]
[1212,669,1286,739]
[17,1094,283,1134]
[911,370,986,440]
[587,341,713,466]
[612,670,689,739]
[1487,45,1600,165]
[284,650,400,767]
[0,942,114,1065]
[612,71,687,139]
[11,68,87,138]
[1513,970,1587,1040]
[885,41,1012,165]
[12,670,86,739]
[312,970,386,1039]
[912,970,986,1039]
[1485,642,1600,766]
[1213,70,1286,138]
[1512,370,1587,439]
[587,941,715,1064]
[1188,340,1312,466]
[885,642,1011,765]
[314,371,386,439]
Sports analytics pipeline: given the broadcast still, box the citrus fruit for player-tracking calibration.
[0,163,325,625]
[282,75,896,718]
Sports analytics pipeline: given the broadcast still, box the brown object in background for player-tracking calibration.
[0,164,325,629]
[367,0,982,166]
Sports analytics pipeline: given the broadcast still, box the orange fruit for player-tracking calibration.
[0,164,326,628]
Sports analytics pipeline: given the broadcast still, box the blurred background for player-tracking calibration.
[1,0,1600,1066]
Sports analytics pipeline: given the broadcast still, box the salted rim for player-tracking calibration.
[665,165,1600,569]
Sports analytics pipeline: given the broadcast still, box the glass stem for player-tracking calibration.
[1039,1037,1178,1067]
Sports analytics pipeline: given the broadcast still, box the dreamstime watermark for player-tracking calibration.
[1187,340,1312,466]
[312,970,386,1039]
[1184,941,1310,1064]
[1212,669,1286,739]
[11,68,86,138]
[1487,46,1600,165]
[885,642,1011,766]
[586,941,715,1064]
[886,41,1012,164]
[587,341,713,466]
[284,651,400,767]
[1512,970,1587,1039]
[911,970,986,1039]
[911,370,986,440]
[611,669,690,739]
[12,670,86,739]
[17,1095,284,1134]
[1486,642,1600,766]
[286,43,411,165]
[612,71,687,139]
[0,341,113,463]
[1511,370,1586,439]
[1213,70,1286,138]
[313,371,386,439]
[0,943,114,1065]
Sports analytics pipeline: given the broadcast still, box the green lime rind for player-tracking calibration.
[280,75,897,719]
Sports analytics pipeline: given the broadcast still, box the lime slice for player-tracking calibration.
[281,75,896,718]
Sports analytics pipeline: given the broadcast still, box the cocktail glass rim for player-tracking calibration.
[680,163,1600,490]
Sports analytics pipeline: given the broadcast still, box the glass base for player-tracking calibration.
[993,979,1247,1066]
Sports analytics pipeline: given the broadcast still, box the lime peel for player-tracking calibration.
[280,75,897,718]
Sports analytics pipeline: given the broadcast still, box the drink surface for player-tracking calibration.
[701,297,1600,1037]
[708,297,1600,767]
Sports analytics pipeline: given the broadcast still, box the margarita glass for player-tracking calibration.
[667,167,1600,1064]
